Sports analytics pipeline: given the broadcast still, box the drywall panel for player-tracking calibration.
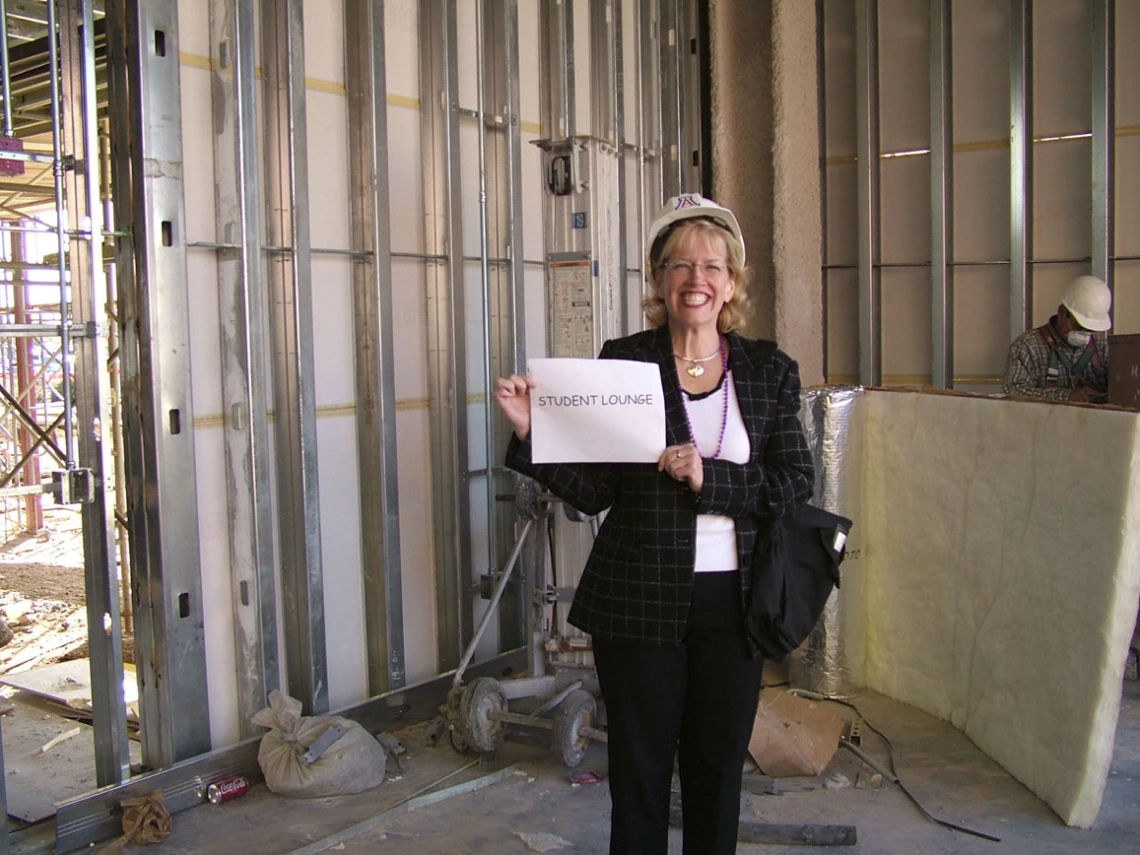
[385,0,420,98]
[520,0,541,122]
[317,415,368,710]
[1120,1,1140,125]
[306,91,352,252]
[823,0,855,157]
[466,409,500,662]
[395,406,438,683]
[825,161,856,266]
[179,65,218,245]
[523,264,547,364]
[455,0,479,118]
[185,252,224,417]
[387,106,426,253]
[953,149,1008,263]
[877,0,928,154]
[458,120,485,259]
[826,268,858,381]
[310,257,357,406]
[951,0,1008,144]
[176,0,210,55]
[618,0,638,143]
[391,258,431,400]
[952,266,1010,384]
[194,425,242,747]
[880,155,929,264]
[1034,0,1091,136]
[302,0,345,85]
[1115,263,1140,335]
[1033,139,1092,262]
[859,389,1140,826]
[880,267,931,380]
[573,0,592,137]
[1117,135,1140,260]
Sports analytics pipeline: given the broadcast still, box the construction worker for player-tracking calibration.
[1002,275,1111,404]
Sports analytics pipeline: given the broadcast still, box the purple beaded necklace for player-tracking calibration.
[680,335,729,459]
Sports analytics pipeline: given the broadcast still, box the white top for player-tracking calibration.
[683,371,749,572]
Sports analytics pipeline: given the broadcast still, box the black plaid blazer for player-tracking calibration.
[505,326,814,646]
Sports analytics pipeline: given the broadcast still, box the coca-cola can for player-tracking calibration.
[206,775,249,805]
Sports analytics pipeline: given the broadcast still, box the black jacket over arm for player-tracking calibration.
[505,327,813,646]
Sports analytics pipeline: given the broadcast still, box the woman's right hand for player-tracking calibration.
[494,374,537,440]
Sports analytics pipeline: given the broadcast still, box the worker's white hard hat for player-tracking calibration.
[1061,275,1112,331]
[646,193,746,267]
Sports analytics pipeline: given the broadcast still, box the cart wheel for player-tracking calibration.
[448,723,471,754]
[552,689,596,768]
[462,677,508,752]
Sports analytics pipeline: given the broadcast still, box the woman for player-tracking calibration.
[495,194,813,855]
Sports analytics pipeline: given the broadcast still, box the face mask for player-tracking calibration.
[1066,330,1092,348]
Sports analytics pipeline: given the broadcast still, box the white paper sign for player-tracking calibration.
[529,358,666,463]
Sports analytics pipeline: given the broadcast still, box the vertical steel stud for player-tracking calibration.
[209,0,281,735]
[930,0,953,388]
[260,0,328,715]
[1010,0,1032,336]
[855,0,881,386]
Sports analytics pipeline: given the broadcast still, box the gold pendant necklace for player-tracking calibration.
[674,342,721,379]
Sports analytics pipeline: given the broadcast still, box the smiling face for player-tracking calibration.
[656,227,737,334]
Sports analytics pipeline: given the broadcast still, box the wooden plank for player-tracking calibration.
[668,806,858,846]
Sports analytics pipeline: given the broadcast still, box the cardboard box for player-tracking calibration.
[748,688,844,777]
[1108,334,1140,411]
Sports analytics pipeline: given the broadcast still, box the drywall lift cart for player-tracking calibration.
[443,479,607,767]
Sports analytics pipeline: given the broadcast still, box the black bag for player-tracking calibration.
[745,504,853,660]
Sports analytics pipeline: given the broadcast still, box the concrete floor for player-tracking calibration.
[61,678,1140,855]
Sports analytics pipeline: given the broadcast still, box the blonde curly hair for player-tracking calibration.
[642,218,751,332]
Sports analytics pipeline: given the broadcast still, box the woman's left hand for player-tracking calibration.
[658,443,703,494]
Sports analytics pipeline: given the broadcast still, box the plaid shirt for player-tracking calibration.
[505,327,814,646]
[1002,316,1109,402]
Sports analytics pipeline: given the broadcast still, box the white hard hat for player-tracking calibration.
[1061,275,1112,331]
[646,193,746,267]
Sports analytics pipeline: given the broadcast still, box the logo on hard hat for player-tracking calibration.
[674,195,701,210]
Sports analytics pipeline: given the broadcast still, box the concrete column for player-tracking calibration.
[709,0,824,385]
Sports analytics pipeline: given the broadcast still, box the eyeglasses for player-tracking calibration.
[664,259,728,278]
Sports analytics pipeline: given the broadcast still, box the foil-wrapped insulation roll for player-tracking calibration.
[789,386,866,695]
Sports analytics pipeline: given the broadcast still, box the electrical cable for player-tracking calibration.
[787,688,1002,843]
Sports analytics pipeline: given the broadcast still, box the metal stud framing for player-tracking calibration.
[479,0,525,653]
[260,0,328,715]
[344,0,406,695]
[114,0,211,765]
[659,0,684,197]
[60,0,130,783]
[208,0,280,736]
[1091,0,1114,299]
[605,0,628,334]
[1010,0,1033,337]
[635,0,661,301]
[855,0,881,386]
[420,0,472,672]
[500,0,526,375]
[930,0,953,388]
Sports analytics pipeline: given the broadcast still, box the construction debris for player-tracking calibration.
[749,688,845,777]
[40,725,81,753]
[514,831,573,852]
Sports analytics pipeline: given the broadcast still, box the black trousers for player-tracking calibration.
[593,570,765,855]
